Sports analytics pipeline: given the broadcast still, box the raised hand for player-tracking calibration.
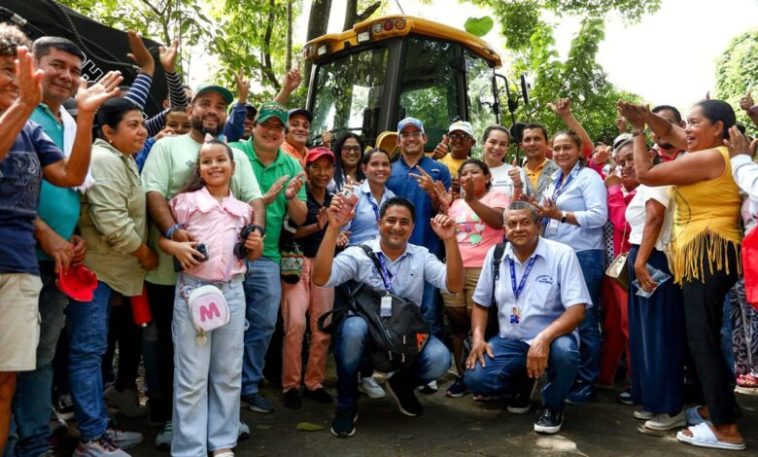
[537,198,561,220]
[508,161,524,189]
[408,166,436,194]
[460,174,476,202]
[284,171,305,201]
[326,195,354,228]
[430,213,456,240]
[127,30,155,76]
[547,97,571,116]
[264,175,289,204]
[75,71,123,113]
[739,90,754,112]
[432,135,450,159]
[604,174,622,188]
[616,101,648,131]
[615,115,627,134]
[234,71,250,104]
[14,46,44,109]
[432,180,452,213]
[592,144,611,165]
[159,38,180,73]
[724,125,751,159]
[321,130,333,148]
[282,67,302,93]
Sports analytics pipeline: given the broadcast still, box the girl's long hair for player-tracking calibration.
[333,132,366,190]
[177,139,235,194]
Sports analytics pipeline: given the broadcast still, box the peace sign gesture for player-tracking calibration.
[408,166,436,194]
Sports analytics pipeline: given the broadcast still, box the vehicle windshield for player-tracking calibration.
[309,46,389,145]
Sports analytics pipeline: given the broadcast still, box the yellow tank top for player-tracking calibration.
[671,146,742,283]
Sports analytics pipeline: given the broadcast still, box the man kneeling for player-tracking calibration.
[464,201,590,434]
[313,197,463,438]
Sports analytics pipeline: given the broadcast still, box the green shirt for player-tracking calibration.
[31,104,80,262]
[230,138,306,262]
[141,134,262,285]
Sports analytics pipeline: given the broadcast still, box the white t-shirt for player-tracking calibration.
[625,184,672,251]
[489,163,526,199]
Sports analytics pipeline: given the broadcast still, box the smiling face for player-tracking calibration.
[684,105,724,152]
[199,143,235,190]
[306,155,335,190]
[397,125,427,157]
[165,110,191,135]
[188,91,228,136]
[378,204,414,251]
[520,128,548,162]
[504,208,540,252]
[448,130,475,159]
[340,137,362,169]
[459,162,489,197]
[615,143,639,191]
[37,48,82,106]
[483,129,509,166]
[104,110,147,155]
[253,117,286,154]
[551,133,582,173]
[286,114,310,148]
[0,55,18,111]
[362,150,391,185]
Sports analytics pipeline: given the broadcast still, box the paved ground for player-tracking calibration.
[58,372,758,457]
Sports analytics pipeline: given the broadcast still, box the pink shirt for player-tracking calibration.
[170,187,253,281]
[607,184,636,256]
[449,190,510,268]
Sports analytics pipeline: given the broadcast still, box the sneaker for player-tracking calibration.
[56,394,75,421]
[417,380,438,395]
[51,407,68,431]
[154,421,171,451]
[473,393,506,402]
[508,378,536,414]
[330,407,358,438]
[617,388,633,405]
[74,434,130,457]
[238,421,250,441]
[358,377,386,399]
[241,393,274,413]
[105,427,142,450]
[282,389,301,409]
[303,387,333,404]
[565,381,594,405]
[386,374,423,417]
[534,406,563,434]
[104,386,146,418]
[445,376,469,398]
[634,410,655,420]
[644,411,686,431]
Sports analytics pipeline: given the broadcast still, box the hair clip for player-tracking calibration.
[203,133,214,143]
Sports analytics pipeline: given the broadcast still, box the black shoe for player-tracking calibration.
[534,406,563,434]
[508,377,535,414]
[617,388,633,405]
[386,374,423,417]
[330,407,358,438]
[282,389,301,409]
[303,387,333,404]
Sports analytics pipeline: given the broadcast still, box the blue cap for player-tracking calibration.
[397,117,425,133]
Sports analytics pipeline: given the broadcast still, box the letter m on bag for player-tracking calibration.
[200,302,221,322]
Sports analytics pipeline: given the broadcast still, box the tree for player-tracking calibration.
[714,29,758,135]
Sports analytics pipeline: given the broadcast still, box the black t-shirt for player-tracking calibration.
[292,186,333,258]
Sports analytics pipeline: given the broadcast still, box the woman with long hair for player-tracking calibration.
[332,133,366,191]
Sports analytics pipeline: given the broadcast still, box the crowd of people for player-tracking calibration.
[0,22,757,457]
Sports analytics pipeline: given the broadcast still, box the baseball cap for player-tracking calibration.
[255,101,288,125]
[56,264,98,302]
[305,146,335,165]
[288,108,313,123]
[397,117,425,133]
[244,103,257,119]
[612,133,634,155]
[192,83,234,105]
[448,120,474,137]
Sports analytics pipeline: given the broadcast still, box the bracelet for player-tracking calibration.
[165,223,186,240]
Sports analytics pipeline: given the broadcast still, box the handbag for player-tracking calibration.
[743,227,758,307]
[185,284,230,346]
[605,223,629,289]
[279,216,304,284]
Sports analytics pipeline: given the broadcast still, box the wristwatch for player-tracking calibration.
[560,211,567,223]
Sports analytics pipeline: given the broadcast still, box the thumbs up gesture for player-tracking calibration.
[432,134,451,159]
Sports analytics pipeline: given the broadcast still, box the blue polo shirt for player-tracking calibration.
[386,155,451,257]
[0,121,65,274]
[31,104,81,262]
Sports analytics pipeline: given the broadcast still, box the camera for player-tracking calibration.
[173,243,209,272]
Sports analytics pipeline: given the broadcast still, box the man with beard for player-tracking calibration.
[140,84,265,448]
[651,105,686,161]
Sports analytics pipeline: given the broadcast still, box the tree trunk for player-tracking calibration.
[343,0,357,31]
[286,0,293,70]
[304,0,332,88]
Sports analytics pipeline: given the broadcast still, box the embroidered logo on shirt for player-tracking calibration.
[535,275,554,284]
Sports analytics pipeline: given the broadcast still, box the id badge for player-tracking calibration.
[546,218,559,236]
[380,295,393,317]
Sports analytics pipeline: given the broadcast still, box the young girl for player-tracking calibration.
[160,139,262,457]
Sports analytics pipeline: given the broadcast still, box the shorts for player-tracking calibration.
[0,273,43,371]
[441,267,482,311]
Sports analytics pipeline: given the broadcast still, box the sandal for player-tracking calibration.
[685,405,709,426]
[676,423,746,451]
[737,373,758,388]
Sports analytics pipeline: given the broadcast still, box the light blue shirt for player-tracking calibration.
[473,237,591,345]
[325,239,449,305]
[542,164,607,252]
[345,181,395,246]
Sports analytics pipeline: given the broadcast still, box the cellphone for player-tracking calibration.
[173,243,209,272]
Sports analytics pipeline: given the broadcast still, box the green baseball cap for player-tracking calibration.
[255,101,288,125]
[193,83,234,105]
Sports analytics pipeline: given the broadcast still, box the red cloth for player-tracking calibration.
[607,184,636,256]
[743,227,758,307]
[599,277,630,385]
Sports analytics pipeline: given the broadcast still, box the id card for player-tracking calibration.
[380,295,392,317]
[546,218,559,236]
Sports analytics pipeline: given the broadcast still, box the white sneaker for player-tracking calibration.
[634,410,655,420]
[238,421,250,441]
[417,380,438,394]
[154,421,171,451]
[105,427,142,450]
[74,434,130,457]
[358,377,386,399]
[104,386,146,418]
[644,411,686,431]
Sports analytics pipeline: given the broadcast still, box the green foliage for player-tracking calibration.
[714,29,758,135]
[464,16,494,37]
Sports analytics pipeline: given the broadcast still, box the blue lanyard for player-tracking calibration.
[376,252,394,292]
[368,197,381,222]
[551,170,573,201]
[508,256,537,301]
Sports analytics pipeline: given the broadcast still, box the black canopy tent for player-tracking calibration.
[0,0,168,116]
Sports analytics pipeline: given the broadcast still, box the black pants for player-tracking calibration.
[103,298,143,391]
[144,282,176,423]
[681,248,739,425]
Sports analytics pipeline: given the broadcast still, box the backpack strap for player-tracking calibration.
[359,244,390,285]
[491,242,507,308]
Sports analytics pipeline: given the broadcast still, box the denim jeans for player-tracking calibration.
[574,250,604,384]
[67,281,113,442]
[420,281,443,339]
[241,258,281,396]
[334,315,451,410]
[464,335,579,411]
[172,274,245,456]
[9,265,68,457]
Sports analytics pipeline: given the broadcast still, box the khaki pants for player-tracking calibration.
[0,273,42,371]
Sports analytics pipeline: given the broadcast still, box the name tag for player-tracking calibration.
[546,218,559,236]
[380,295,392,317]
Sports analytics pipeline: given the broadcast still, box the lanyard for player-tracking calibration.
[376,252,394,292]
[368,197,381,222]
[508,255,537,301]
[551,170,574,201]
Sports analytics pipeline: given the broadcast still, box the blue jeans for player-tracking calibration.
[67,281,112,442]
[172,274,245,456]
[8,265,68,457]
[575,250,604,384]
[464,335,579,411]
[334,315,450,410]
[241,258,281,396]
[420,281,443,339]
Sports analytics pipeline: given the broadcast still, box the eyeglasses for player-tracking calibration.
[341,145,361,153]
[449,133,471,141]
[399,131,423,139]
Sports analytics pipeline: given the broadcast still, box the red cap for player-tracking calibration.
[305,147,335,165]
[56,264,98,302]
